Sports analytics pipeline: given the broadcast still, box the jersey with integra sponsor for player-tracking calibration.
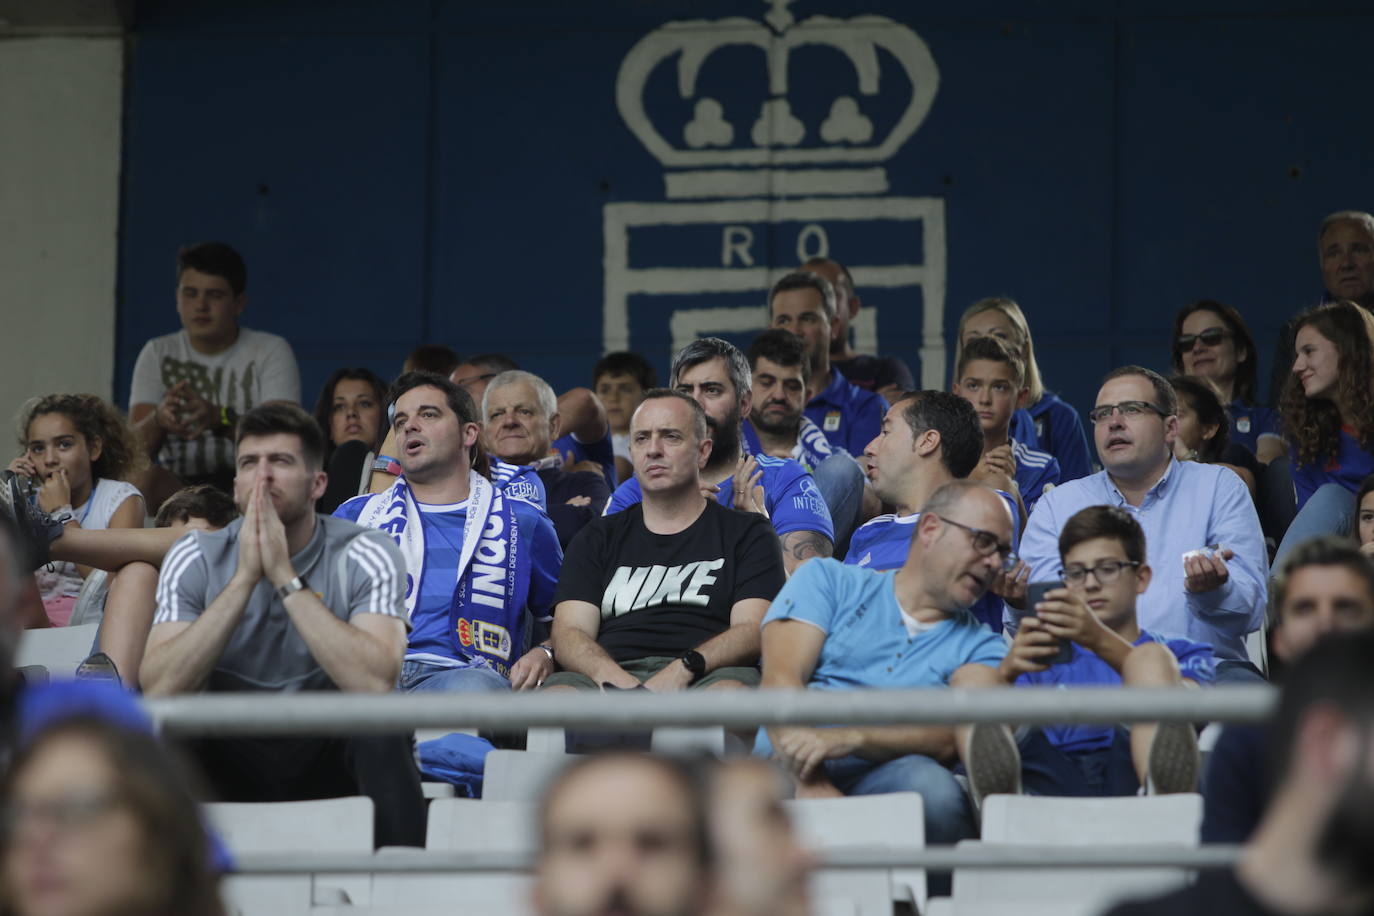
[334,493,561,672]
[844,492,1021,633]
[604,454,834,541]
[490,457,547,510]
[1011,439,1061,510]
[1017,630,1215,754]
[555,500,785,662]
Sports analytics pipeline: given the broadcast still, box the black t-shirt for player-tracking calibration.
[554,500,785,662]
[834,354,914,394]
[1105,869,1374,916]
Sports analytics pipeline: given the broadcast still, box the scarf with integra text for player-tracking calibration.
[353,471,529,678]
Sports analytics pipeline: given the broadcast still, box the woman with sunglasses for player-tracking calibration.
[955,297,1093,482]
[1169,301,1282,464]
[1273,301,1374,568]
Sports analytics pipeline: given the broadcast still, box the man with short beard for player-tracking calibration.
[1202,536,1374,843]
[142,403,426,847]
[745,329,869,552]
[534,753,714,916]
[803,256,914,404]
[604,338,835,575]
[1107,631,1374,916]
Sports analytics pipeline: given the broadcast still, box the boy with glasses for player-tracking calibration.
[1015,366,1267,683]
[957,505,1211,802]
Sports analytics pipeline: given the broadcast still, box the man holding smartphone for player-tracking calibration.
[956,506,1212,804]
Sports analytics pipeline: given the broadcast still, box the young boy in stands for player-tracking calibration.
[958,505,1212,802]
[952,335,1060,512]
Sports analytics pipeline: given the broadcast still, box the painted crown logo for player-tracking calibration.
[616,0,939,180]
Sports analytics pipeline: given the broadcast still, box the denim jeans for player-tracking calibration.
[1273,482,1355,574]
[826,753,976,846]
[400,660,510,694]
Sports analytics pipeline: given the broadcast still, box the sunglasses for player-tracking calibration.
[1175,328,1232,351]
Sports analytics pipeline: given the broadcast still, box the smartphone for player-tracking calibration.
[1020,579,1073,666]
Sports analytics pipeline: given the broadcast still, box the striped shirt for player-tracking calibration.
[154,514,407,692]
[1012,438,1061,510]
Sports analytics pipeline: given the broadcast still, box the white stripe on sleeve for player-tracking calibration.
[153,537,203,625]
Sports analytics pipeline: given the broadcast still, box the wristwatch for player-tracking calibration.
[276,576,310,601]
[679,650,707,683]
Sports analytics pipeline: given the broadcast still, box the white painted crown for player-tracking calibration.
[616,0,941,172]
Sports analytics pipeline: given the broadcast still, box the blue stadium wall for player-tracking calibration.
[115,0,1374,427]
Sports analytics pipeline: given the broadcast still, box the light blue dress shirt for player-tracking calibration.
[1012,458,1267,661]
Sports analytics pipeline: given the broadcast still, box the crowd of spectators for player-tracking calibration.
[4,211,1374,915]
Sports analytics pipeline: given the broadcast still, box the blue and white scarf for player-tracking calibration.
[353,471,530,676]
[742,415,839,472]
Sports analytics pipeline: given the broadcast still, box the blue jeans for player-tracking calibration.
[400,660,510,693]
[1274,482,1355,574]
[826,753,975,846]
[812,453,865,557]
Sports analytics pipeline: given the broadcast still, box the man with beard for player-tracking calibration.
[141,403,426,847]
[768,270,885,457]
[1202,536,1374,843]
[533,753,714,916]
[604,338,834,576]
[1107,631,1374,916]
[803,256,914,404]
[744,329,869,553]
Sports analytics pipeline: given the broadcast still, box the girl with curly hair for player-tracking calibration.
[7,395,146,626]
[1273,302,1374,566]
[955,297,1094,482]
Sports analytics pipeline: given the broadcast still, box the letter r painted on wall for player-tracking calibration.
[603,1,948,387]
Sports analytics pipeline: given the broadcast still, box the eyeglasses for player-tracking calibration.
[1087,401,1167,425]
[1060,560,1141,587]
[934,515,1018,571]
[1175,328,1232,352]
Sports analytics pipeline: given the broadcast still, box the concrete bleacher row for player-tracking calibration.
[209,784,1208,916]
[17,626,1259,916]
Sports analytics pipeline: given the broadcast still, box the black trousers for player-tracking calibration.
[184,733,427,847]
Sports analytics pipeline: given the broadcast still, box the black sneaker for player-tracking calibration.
[75,651,122,686]
[0,471,64,570]
[966,723,1023,815]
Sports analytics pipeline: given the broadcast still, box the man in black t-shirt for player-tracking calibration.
[1107,632,1374,916]
[546,390,785,692]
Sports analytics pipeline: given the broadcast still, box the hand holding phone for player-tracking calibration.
[1019,580,1073,665]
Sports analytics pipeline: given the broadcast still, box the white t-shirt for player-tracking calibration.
[37,478,144,602]
[129,327,300,478]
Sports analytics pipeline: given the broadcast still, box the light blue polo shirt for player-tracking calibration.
[754,558,1007,756]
